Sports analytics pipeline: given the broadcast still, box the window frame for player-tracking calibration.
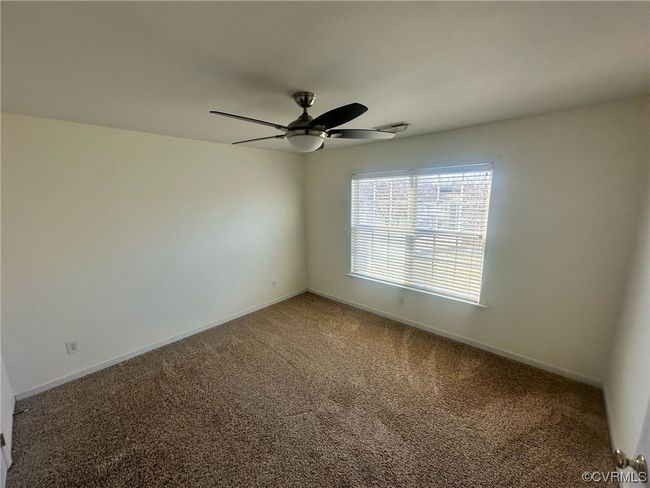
[346,162,494,308]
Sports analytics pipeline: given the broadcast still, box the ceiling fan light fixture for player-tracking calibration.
[286,129,326,152]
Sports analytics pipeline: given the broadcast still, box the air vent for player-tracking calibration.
[373,122,409,134]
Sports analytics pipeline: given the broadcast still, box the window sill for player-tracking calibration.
[346,273,487,309]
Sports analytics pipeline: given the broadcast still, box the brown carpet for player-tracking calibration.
[8,292,615,487]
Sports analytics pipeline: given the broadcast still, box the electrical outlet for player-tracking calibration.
[65,341,79,355]
[271,280,277,288]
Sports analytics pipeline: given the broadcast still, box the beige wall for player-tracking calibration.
[305,97,650,384]
[1,114,306,396]
[604,160,650,462]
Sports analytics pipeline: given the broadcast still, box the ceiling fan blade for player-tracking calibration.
[232,135,285,145]
[210,110,288,131]
[309,103,368,130]
[328,129,395,140]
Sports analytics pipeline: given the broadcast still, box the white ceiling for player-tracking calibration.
[2,2,649,152]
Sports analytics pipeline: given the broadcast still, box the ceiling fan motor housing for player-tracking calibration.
[286,105,326,152]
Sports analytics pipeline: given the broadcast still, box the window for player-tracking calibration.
[350,164,493,305]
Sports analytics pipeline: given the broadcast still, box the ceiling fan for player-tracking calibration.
[209,92,395,152]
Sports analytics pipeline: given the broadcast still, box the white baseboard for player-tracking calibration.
[15,289,307,400]
[307,287,603,388]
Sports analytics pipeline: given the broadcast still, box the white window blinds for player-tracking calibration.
[350,164,493,304]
